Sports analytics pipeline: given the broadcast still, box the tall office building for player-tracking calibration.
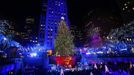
[38,0,47,46]
[24,16,38,44]
[39,0,69,50]
[25,16,35,34]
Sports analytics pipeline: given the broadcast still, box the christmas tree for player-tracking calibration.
[54,17,74,56]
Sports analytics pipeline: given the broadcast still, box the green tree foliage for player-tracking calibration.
[54,19,74,56]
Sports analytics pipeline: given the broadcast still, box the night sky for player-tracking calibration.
[0,0,41,32]
[67,0,121,25]
[0,0,121,32]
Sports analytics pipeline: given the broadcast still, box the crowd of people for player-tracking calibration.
[48,61,134,75]
[1,56,134,75]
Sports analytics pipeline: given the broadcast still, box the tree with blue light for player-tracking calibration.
[0,33,21,51]
[0,20,21,51]
[107,20,134,53]
[54,17,74,56]
[0,20,10,34]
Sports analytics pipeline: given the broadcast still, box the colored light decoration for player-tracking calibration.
[3,37,7,40]
[64,56,72,66]
[2,54,7,58]
[94,63,98,69]
[124,3,127,6]
[105,65,109,73]
[127,38,129,41]
[131,48,134,53]
[97,51,103,54]
[123,8,125,11]
[30,52,37,57]
[8,71,13,75]
[86,52,91,55]
[132,7,134,10]
[55,56,75,67]
[47,50,52,55]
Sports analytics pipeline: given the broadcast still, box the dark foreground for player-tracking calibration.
[1,57,134,75]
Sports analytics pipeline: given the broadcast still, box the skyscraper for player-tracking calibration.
[38,0,47,46]
[39,0,69,50]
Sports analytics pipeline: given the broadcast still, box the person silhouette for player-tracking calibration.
[60,68,64,75]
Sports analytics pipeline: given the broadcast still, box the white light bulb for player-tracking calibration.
[61,16,64,20]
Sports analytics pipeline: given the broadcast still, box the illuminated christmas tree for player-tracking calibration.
[54,18,74,56]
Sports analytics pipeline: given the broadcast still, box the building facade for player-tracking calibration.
[39,0,69,50]
[38,0,47,46]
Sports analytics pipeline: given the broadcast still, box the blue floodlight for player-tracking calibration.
[86,52,91,55]
[3,37,7,40]
[97,51,103,54]
[30,52,37,57]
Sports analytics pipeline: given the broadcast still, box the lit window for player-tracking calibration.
[58,2,60,6]
[132,7,134,10]
[124,3,127,6]
[125,6,128,9]
[123,8,125,10]
[50,29,53,31]
[51,11,53,13]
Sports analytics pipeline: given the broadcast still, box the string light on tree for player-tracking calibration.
[54,18,74,56]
